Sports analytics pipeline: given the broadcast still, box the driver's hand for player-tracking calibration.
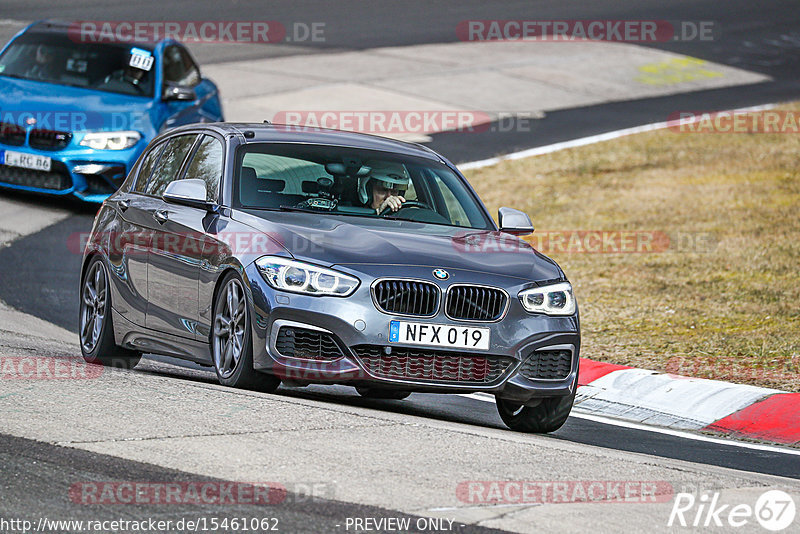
[378,195,405,214]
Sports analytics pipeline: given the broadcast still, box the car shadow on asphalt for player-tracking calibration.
[133,354,511,433]
[0,188,101,216]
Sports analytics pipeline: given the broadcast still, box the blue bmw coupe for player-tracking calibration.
[0,21,223,202]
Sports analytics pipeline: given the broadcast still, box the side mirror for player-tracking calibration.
[163,179,216,211]
[162,84,197,101]
[498,207,534,235]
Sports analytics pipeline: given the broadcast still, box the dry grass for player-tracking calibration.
[464,105,800,391]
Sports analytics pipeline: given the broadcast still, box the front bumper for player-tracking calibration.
[245,263,580,404]
[0,143,143,202]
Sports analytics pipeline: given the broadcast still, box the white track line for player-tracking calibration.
[458,103,777,171]
[458,393,800,457]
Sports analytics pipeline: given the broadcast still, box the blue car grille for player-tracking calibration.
[0,122,25,146]
[29,129,72,151]
[275,326,344,361]
[519,350,572,380]
[353,345,514,384]
[0,161,72,191]
[372,280,440,316]
[445,285,508,321]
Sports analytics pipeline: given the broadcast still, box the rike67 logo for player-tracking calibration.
[668,490,796,531]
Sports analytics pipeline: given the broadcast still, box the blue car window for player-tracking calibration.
[183,135,223,202]
[0,32,156,97]
[145,134,198,197]
[162,45,200,87]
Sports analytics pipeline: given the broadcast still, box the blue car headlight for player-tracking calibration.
[519,282,576,316]
[255,256,360,297]
[79,131,141,150]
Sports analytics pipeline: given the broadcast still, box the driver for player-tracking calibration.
[103,64,145,85]
[25,44,58,80]
[358,161,410,214]
[98,54,148,94]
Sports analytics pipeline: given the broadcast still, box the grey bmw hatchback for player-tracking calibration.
[79,123,580,432]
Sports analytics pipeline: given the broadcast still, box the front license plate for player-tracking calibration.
[389,320,490,351]
[1,150,52,172]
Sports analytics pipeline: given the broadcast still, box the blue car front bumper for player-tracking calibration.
[0,142,143,203]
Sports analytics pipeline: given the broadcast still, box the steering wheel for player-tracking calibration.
[379,200,432,217]
[123,77,146,95]
[94,74,145,95]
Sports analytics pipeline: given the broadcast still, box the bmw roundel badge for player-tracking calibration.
[433,269,449,280]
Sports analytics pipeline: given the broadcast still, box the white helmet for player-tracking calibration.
[358,161,410,204]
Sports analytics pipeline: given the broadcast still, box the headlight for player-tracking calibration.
[79,131,141,150]
[519,282,576,316]
[255,256,360,297]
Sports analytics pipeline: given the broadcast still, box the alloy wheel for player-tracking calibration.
[80,261,107,353]
[214,278,247,379]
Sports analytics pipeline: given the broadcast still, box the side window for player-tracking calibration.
[133,142,165,193]
[183,135,223,201]
[145,134,198,197]
[162,45,201,87]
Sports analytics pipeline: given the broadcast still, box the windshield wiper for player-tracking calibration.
[0,72,86,89]
[276,205,379,221]
[278,205,320,214]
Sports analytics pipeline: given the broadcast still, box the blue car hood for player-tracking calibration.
[234,209,563,282]
[0,76,155,132]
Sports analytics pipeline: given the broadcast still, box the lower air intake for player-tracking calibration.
[519,349,572,380]
[352,345,514,384]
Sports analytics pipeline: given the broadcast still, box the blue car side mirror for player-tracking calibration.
[163,84,197,101]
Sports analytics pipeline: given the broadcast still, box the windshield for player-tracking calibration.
[0,32,155,97]
[234,143,493,230]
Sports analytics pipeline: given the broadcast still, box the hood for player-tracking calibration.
[0,76,155,132]
[234,209,563,282]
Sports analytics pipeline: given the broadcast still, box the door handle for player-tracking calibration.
[153,210,169,224]
[118,199,129,212]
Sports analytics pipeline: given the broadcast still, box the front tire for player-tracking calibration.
[496,389,575,433]
[211,271,279,392]
[79,257,140,368]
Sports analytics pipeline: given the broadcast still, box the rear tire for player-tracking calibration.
[211,271,280,393]
[79,257,141,369]
[356,387,411,400]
